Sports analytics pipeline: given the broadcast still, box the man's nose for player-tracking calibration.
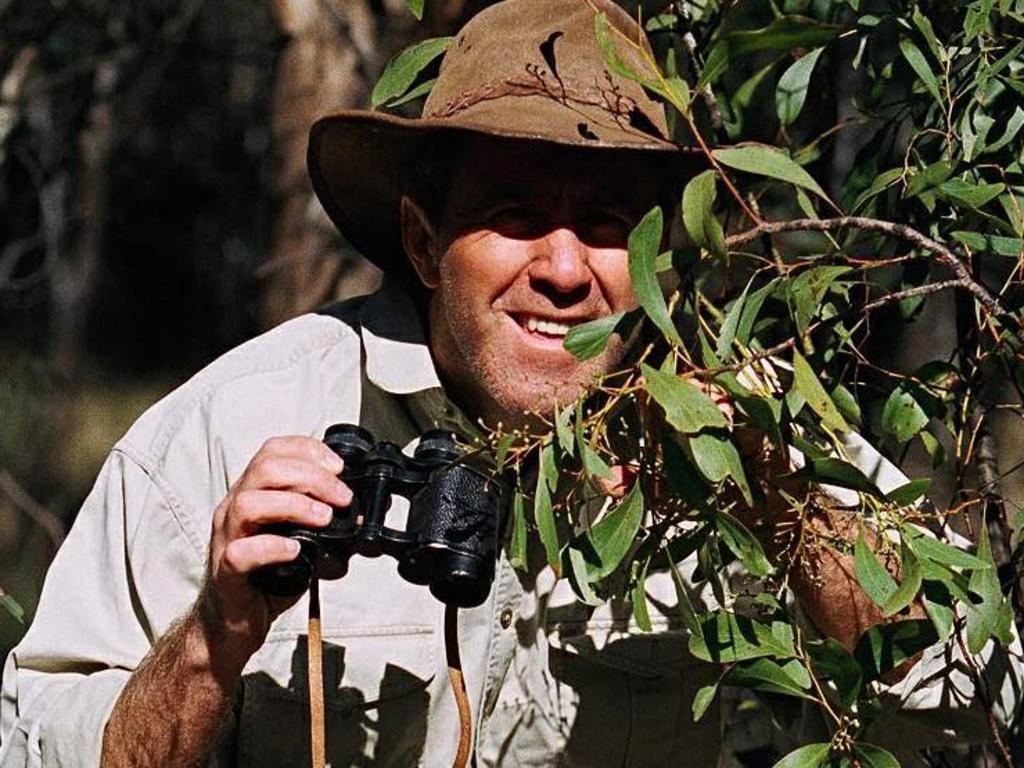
[528,228,592,301]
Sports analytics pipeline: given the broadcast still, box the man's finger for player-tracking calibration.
[221,534,302,576]
[254,436,344,474]
[226,490,334,540]
[242,456,352,506]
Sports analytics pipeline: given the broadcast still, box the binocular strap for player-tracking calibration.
[305,586,472,768]
[445,604,472,768]
[308,580,326,768]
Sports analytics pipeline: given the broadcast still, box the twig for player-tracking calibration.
[0,469,65,551]
[724,216,1011,323]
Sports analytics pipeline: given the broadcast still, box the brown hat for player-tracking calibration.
[308,0,698,274]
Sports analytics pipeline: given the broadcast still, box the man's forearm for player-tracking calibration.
[101,607,245,768]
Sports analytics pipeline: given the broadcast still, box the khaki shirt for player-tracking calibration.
[1,283,1019,767]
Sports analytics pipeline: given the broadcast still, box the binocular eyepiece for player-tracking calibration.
[249,424,509,608]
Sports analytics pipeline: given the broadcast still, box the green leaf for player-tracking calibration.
[383,77,437,108]
[966,519,1009,653]
[687,432,753,506]
[564,311,627,360]
[984,106,1024,154]
[911,6,944,62]
[899,38,942,104]
[642,365,728,433]
[882,544,922,617]
[669,555,702,636]
[807,638,862,709]
[886,478,931,506]
[682,170,726,257]
[713,144,829,201]
[952,231,1023,257]
[907,529,992,570]
[792,457,878,494]
[716,510,775,577]
[722,657,816,699]
[772,743,831,768]
[922,580,955,640]
[406,0,425,20]
[940,179,1005,210]
[789,266,852,337]
[509,488,528,570]
[629,208,682,346]
[565,545,602,605]
[735,279,779,346]
[583,482,644,580]
[692,683,718,722]
[776,47,824,126]
[854,619,938,682]
[855,528,897,608]
[689,612,796,663]
[853,743,901,768]
[371,37,452,108]
[0,592,24,625]
[881,386,929,444]
[555,405,575,457]
[534,442,561,576]
[716,282,750,359]
[630,556,652,631]
[830,383,862,426]
[792,350,849,432]
[594,12,646,84]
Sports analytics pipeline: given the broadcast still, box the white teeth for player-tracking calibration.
[522,315,572,337]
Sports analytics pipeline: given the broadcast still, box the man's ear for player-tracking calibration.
[400,195,442,289]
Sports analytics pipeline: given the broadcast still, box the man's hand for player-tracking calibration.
[102,435,352,768]
[198,435,353,663]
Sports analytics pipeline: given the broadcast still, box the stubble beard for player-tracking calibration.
[430,286,630,431]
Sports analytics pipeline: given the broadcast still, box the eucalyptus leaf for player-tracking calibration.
[689,611,796,663]
[583,481,644,581]
[509,488,527,570]
[371,37,452,108]
[881,544,922,617]
[854,619,938,682]
[692,683,718,722]
[629,208,682,346]
[855,528,897,608]
[772,743,831,768]
[881,386,929,444]
[899,38,942,104]
[776,48,824,126]
[716,510,775,577]
[792,350,849,432]
[406,0,425,20]
[722,657,815,699]
[642,364,728,434]
[853,743,901,768]
[564,311,627,360]
[534,442,560,575]
[713,144,830,201]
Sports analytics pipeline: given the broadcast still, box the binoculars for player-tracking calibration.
[249,424,510,607]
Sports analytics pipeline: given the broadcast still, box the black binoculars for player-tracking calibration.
[249,424,509,607]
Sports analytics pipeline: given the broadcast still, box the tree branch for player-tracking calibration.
[0,469,65,552]
[725,216,1013,324]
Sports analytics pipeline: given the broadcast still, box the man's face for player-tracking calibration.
[403,137,659,427]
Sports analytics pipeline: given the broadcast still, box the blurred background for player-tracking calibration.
[0,0,502,657]
[0,1,1021,762]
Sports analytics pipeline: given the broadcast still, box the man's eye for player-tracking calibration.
[585,213,632,245]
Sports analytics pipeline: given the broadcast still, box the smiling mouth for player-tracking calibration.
[509,313,590,339]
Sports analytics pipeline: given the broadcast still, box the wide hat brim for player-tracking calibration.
[308,103,705,277]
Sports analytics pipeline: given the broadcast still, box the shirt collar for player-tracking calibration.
[359,280,443,395]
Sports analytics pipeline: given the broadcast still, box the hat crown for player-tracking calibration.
[422,0,669,141]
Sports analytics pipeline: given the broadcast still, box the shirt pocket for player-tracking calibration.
[543,618,720,768]
[237,626,436,768]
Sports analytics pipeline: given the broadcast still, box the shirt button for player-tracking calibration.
[499,606,514,629]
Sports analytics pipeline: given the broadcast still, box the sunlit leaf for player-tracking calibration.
[716,510,774,577]
[509,488,527,570]
[776,47,824,126]
[406,0,425,20]
[723,657,815,699]
[629,208,682,346]
[642,364,728,434]
[682,170,726,257]
[692,683,718,721]
[534,442,560,576]
[881,386,929,444]
[854,619,938,682]
[855,528,897,608]
[583,482,644,581]
[713,144,829,201]
[689,611,796,663]
[371,37,452,108]
[772,743,831,768]
[882,544,922,617]
[899,38,942,104]
[792,350,849,432]
[854,743,900,768]
[564,311,627,360]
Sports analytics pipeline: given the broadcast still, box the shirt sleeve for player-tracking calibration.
[0,449,204,767]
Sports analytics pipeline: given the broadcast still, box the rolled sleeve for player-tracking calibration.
[0,450,203,767]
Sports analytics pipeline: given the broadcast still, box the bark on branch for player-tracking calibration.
[725,216,1014,325]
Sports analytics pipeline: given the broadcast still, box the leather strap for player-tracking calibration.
[308,580,326,768]
[445,604,472,768]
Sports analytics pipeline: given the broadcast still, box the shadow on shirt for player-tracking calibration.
[234,636,430,767]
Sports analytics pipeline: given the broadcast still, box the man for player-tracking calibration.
[1,1,1018,766]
